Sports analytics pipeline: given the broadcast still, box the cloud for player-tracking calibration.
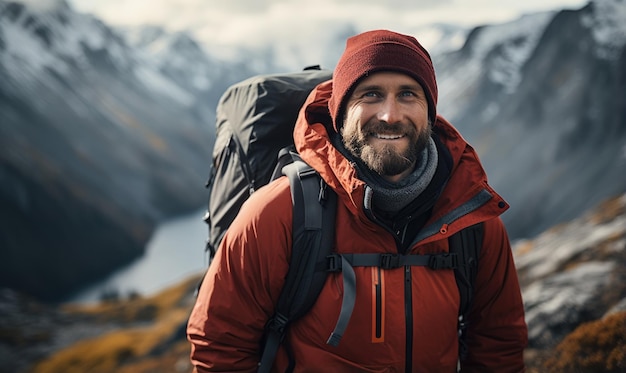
[67,0,589,63]
[70,0,586,35]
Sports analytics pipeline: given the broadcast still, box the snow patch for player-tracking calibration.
[468,12,555,93]
[1,10,67,74]
[582,0,626,59]
[15,0,67,13]
[133,65,194,106]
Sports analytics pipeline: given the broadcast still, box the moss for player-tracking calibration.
[544,311,626,373]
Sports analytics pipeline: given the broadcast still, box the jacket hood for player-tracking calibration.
[293,80,509,240]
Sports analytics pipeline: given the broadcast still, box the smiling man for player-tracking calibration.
[188,29,528,372]
[341,71,432,182]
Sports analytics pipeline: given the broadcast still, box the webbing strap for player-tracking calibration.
[257,313,287,373]
[325,252,454,347]
[327,252,458,272]
[229,133,256,195]
[327,255,356,346]
[258,156,336,372]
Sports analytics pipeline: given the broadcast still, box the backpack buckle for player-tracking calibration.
[380,254,401,269]
[266,312,289,335]
[326,254,342,272]
[429,253,458,270]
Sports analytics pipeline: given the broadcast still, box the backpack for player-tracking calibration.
[204,66,333,257]
[203,68,484,372]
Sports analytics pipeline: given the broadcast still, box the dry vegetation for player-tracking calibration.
[28,275,201,373]
[543,311,626,373]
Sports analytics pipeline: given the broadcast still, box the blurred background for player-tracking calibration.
[1,0,625,372]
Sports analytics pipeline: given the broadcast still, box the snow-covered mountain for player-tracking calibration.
[0,0,236,300]
[434,0,626,239]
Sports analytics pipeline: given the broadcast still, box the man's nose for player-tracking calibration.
[377,99,402,124]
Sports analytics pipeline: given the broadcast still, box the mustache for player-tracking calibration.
[362,120,416,136]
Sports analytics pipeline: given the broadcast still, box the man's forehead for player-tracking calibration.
[354,71,422,90]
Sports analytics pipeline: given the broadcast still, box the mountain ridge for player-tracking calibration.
[434,0,626,239]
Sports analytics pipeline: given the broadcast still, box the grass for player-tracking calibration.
[29,274,202,373]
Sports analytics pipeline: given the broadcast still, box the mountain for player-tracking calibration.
[0,0,249,301]
[434,0,626,239]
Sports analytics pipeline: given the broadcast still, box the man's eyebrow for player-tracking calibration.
[399,84,422,90]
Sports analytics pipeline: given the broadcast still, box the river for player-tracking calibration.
[68,209,209,304]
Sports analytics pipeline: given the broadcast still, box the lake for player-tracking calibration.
[68,209,209,304]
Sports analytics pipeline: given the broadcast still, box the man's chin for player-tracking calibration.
[367,141,410,157]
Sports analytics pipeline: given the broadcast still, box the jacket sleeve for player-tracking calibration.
[187,180,293,372]
[461,217,528,373]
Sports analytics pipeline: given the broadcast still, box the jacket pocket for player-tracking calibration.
[371,267,385,343]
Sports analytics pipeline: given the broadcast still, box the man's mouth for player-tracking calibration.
[371,133,405,140]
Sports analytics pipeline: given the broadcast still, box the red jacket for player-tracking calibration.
[188,80,528,372]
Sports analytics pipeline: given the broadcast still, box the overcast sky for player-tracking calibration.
[63,0,589,47]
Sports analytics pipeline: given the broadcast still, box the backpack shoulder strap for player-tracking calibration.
[258,154,337,373]
[448,222,484,363]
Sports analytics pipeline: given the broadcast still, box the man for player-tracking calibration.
[188,29,528,372]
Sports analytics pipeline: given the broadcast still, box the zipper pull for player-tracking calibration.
[439,223,449,235]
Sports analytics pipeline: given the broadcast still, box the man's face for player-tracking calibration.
[341,71,432,183]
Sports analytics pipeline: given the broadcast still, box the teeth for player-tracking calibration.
[374,134,403,140]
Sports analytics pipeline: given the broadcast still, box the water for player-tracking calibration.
[68,209,209,304]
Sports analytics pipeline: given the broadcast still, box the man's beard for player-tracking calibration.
[342,120,432,177]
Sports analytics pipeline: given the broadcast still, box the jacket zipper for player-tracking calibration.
[372,267,384,342]
[362,186,495,371]
[404,265,413,372]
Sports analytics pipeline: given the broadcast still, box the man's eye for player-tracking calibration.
[363,91,379,98]
[399,91,416,97]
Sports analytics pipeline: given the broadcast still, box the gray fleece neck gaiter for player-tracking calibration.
[355,137,438,214]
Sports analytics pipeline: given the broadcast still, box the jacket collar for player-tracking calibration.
[294,80,509,239]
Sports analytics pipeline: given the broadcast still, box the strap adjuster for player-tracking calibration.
[267,312,289,334]
[429,253,458,270]
[380,254,401,269]
[326,254,342,272]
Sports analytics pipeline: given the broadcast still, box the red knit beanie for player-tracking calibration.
[329,29,438,130]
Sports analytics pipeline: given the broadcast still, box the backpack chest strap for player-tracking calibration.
[327,252,458,272]
[325,252,458,347]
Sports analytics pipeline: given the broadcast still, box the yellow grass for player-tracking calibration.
[543,311,626,373]
[31,275,202,373]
